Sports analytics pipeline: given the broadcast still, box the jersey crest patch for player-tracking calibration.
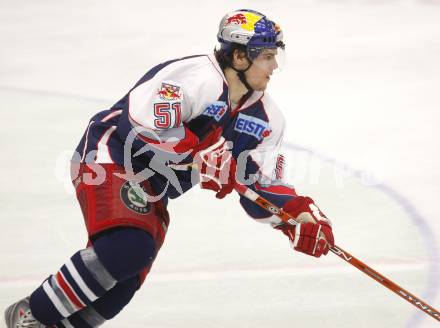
[120,181,151,215]
[202,101,228,122]
[157,83,181,101]
[234,113,271,140]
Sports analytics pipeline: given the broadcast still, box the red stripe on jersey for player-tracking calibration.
[255,182,297,197]
[94,126,117,163]
[136,127,199,154]
[101,110,122,122]
[56,272,85,309]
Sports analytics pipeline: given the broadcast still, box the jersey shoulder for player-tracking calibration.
[144,54,225,101]
[128,54,225,129]
[176,55,227,117]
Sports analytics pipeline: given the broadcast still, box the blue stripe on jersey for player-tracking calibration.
[133,55,207,88]
[256,98,269,121]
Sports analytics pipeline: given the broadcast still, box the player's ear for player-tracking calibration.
[232,49,249,70]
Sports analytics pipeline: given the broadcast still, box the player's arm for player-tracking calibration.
[238,104,334,257]
[240,147,335,257]
[124,65,227,166]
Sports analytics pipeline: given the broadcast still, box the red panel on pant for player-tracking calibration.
[72,163,169,249]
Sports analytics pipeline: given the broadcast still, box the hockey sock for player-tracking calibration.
[55,276,140,328]
[29,228,156,326]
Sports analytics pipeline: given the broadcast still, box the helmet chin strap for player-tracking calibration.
[231,60,253,91]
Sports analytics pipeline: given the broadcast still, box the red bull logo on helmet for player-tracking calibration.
[225,12,262,32]
[226,13,247,25]
[157,83,181,101]
[235,113,271,141]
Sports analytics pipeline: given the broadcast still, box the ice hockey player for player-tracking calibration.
[4,9,334,328]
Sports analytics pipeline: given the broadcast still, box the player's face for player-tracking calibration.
[245,49,279,91]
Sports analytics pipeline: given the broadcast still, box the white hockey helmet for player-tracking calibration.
[217,9,284,61]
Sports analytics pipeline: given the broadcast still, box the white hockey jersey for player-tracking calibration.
[74,54,296,222]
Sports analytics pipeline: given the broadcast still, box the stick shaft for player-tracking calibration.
[234,183,440,322]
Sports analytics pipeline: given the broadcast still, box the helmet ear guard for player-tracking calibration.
[228,30,253,45]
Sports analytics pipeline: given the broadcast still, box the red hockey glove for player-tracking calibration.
[276,196,334,257]
[167,127,236,198]
[187,126,222,157]
[194,129,236,199]
[146,125,223,156]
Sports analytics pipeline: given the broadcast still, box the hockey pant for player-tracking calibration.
[28,163,169,327]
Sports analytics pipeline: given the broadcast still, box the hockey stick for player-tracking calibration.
[172,160,439,321]
[234,182,440,322]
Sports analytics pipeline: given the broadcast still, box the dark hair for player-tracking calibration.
[214,44,247,70]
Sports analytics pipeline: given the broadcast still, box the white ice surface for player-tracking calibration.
[1,1,440,327]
